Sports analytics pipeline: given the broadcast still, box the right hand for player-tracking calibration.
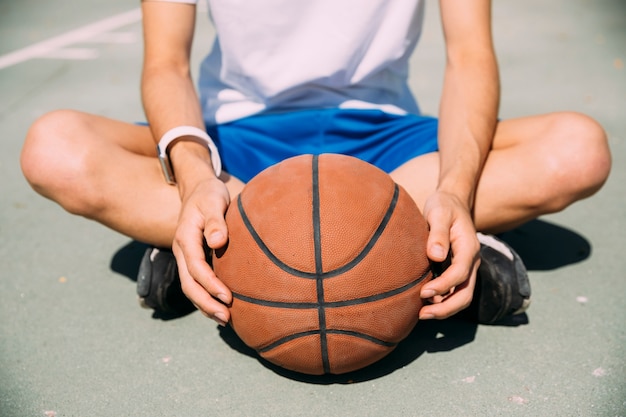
[172,176,233,326]
[418,190,480,320]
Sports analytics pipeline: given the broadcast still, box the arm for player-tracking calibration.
[419,0,499,319]
[141,1,232,324]
[142,1,204,145]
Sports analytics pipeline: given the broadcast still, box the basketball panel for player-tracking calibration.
[324,282,426,344]
[322,187,430,301]
[326,333,394,374]
[259,333,325,375]
[230,300,321,350]
[214,208,319,303]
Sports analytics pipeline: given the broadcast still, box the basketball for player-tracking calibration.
[212,154,432,375]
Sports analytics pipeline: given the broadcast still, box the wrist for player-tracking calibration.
[435,180,475,210]
[157,125,222,185]
[169,140,219,194]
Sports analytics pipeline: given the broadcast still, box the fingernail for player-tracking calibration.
[214,312,228,326]
[421,289,436,298]
[217,293,229,304]
[431,244,446,259]
[207,231,224,246]
[420,313,435,320]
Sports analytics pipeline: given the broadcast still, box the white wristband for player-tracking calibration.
[157,125,222,185]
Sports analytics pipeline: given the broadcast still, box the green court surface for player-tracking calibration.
[1,1,625,416]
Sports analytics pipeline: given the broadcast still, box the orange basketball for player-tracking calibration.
[213,154,432,375]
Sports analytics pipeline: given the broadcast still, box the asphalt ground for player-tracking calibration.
[1,1,625,416]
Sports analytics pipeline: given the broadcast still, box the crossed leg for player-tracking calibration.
[21,110,244,247]
[21,110,610,247]
[392,111,611,233]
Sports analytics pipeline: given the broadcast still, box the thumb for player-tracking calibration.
[204,210,229,248]
[206,227,227,248]
[424,208,451,263]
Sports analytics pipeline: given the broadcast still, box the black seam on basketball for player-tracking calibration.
[312,155,330,374]
[236,182,401,280]
[257,329,397,354]
[231,269,432,309]
[326,329,397,347]
[257,330,320,353]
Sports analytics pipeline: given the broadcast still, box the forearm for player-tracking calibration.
[436,0,499,210]
[141,67,217,193]
[437,47,499,210]
[142,64,205,139]
[140,1,216,193]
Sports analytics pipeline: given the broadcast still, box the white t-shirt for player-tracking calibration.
[154,0,425,124]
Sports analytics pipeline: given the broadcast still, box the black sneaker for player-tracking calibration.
[469,233,531,324]
[136,247,196,316]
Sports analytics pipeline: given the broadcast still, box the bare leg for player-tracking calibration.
[20,110,245,247]
[391,111,611,232]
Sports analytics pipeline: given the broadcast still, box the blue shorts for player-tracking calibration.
[206,109,439,183]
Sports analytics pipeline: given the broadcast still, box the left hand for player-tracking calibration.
[173,175,233,326]
[418,190,481,320]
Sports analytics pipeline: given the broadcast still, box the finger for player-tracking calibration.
[173,240,231,326]
[176,226,232,304]
[421,257,468,299]
[173,206,231,292]
[422,221,479,299]
[419,261,479,320]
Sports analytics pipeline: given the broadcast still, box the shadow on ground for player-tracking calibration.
[497,219,591,270]
[110,240,149,282]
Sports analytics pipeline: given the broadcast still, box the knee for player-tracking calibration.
[21,110,102,215]
[22,110,79,192]
[541,112,611,210]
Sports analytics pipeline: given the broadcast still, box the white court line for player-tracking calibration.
[38,48,100,61]
[0,8,141,70]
